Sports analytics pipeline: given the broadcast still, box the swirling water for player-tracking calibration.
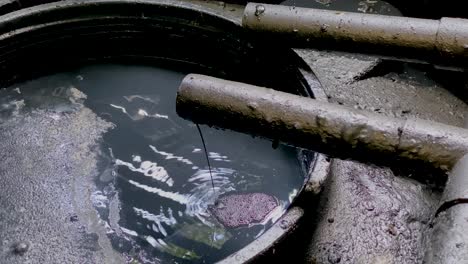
[2,64,305,263]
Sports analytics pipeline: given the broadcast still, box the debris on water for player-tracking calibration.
[70,214,79,222]
[13,242,29,255]
[210,193,279,228]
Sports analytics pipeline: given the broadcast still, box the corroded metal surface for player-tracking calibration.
[244,4,438,50]
[436,17,468,66]
[176,74,468,170]
[424,205,468,263]
[424,154,468,263]
[243,3,468,69]
[439,155,468,206]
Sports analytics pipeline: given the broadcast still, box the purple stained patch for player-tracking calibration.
[210,193,279,228]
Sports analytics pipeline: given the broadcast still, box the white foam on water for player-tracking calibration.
[120,227,139,237]
[157,239,168,247]
[128,180,188,205]
[132,155,142,163]
[184,168,236,225]
[288,188,298,203]
[110,104,168,122]
[151,223,160,233]
[110,104,128,114]
[116,159,173,187]
[146,236,159,248]
[134,207,177,238]
[91,191,109,208]
[123,95,158,104]
[208,152,231,162]
[149,145,193,165]
[137,109,169,119]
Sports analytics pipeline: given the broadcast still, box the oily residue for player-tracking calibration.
[211,193,279,228]
[0,85,120,263]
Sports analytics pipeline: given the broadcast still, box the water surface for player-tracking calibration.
[2,64,305,263]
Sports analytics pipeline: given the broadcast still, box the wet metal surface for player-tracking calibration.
[243,3,468,69]
[425,153,468,263]
[424,204,468,263]
[439,155,468,209]
[176,74,468,170]
[281,0,401,15]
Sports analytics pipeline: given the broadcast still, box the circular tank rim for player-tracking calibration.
[0,1,330,263]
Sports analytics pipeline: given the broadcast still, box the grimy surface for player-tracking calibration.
[0,88,121,263]
[292,23,467,264]
[173,1,468,263]
[295,9,467,264]
[286,1,467,261]
[0,0,467,263]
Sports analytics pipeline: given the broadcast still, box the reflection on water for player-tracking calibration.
[3,64,305,263]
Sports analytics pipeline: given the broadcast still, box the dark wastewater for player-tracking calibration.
[0,64,305,263]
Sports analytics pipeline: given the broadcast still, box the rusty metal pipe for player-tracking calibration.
[242,3,468,69]
[425,116,468,263]
[176,74,468,170]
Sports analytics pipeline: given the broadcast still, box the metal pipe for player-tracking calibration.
[424,116,468,263]
[176,74,468,170]
[424,154,468,263]
[242,3,468,69]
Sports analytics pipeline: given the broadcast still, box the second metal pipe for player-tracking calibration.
[176,74,468,170]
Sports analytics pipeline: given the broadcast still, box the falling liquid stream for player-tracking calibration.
[196,124,215,190]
